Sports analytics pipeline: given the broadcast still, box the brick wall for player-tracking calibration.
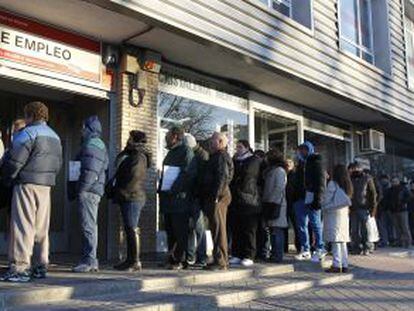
[110,52,160,258]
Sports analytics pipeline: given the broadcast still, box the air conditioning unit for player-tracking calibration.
[360,129,385,153]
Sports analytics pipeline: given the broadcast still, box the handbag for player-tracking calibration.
[262,202,281,221]
[323,182,351,210]
[367,216,380,242]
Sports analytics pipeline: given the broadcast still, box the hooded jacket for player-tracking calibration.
[113,142,151,204]
[1,121,62,186]
[78,116,108,196]
[301,141,325,210]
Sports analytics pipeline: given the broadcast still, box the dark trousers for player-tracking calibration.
[205,189,231,267]
[409,212,414,245]
[230,213,259,260]
[350,209,373,253]
[256,216,271,260]
[271,227,285,262]
[284,206,300,253]
[164,213,189,264]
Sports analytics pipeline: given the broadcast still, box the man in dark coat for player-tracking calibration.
[294,141,326,262]
[0,102,62,282]
[349,162,377,255]
[112,130,151,271]
[201,132,233,270]
[73,116,108,273]
[159,126,194,270]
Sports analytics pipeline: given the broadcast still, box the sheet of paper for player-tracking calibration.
[161,165,181,191]
[305,191,315,205]
[69,161,81,182]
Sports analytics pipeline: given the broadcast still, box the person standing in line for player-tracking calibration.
[0,102,62,282]
[201,132,233,270]
[184,134,209,267]
[285,158,300,254]
[349,162,377,255]
[159,127,194,270]
[262,150,288,263]
[228,140,262,267]
[73,116,108,273]
[407,181,414,245]
[322,165,353,274]
[387,177,412,248]
[111,130,151,271]
[376,174,394,247]
[293,142,327,262]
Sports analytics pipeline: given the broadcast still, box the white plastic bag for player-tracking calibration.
[367,216,380,242]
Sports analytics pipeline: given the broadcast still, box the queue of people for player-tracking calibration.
[0,104,412,282]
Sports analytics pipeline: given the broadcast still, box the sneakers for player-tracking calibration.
[229,257,242,265]
[72,263,99,273]
[295,251,312,261]
[31,265,47,279]
[0,270,31,283]
[240,259,254,267]
[311,249,328,263]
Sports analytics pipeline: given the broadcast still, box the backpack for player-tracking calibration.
[352,175,370,208]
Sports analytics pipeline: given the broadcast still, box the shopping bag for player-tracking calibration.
[367,216,380,242]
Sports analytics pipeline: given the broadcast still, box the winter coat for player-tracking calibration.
[386,185,409,213]
[322,181,350,243]
[350,172,377,213]
[378,182,391,212]
[78,116,109,197]
[291,161,306,203]
[262,166,288,228]
[229,153,262,215]
[407,190,414,213]
[113,142,151,204]
[187,145,209,199]
[304,153,325,210]
[159,142,194,214]
[201,149,234,204]
[1,121,62,186]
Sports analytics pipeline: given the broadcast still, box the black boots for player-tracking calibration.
[114,227,142,272]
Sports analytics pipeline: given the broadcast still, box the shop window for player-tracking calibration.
[158,92,249,161]
[338,0,392,73]
[256,0,313,29]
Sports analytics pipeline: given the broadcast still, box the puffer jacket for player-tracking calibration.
[113,142,151,204]
[78,116,108,197]
[159,142,194,214]
[1,121,62,186]
[201,149,234,203]
[302,142,325,210]
[350,171,377,213]
[230,153,262,215]
[262,166,288,228]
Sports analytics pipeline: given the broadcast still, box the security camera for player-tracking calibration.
[102,44,119,67]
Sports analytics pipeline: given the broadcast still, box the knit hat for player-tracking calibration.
[130,130,147,143]
[184,133,197,149]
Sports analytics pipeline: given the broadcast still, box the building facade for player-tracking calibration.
[0,0,413,257]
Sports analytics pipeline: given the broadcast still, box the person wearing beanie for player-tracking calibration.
[108,130,151,271]
[184,133,209,267]
[73,115,108,273]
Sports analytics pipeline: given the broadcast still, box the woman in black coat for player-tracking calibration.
[111,130,151,271]
[228,140,262,267]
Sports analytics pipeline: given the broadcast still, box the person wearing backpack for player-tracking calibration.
[348,162,378,255]
[322,165,353,273]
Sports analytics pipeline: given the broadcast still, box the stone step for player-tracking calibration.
[0,264,294,309]
[9,270,353,311]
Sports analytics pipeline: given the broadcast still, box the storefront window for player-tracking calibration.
[158,92,248,159]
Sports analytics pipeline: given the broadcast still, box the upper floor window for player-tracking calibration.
[259,0,292,18]
[339,0,374,64]
[338,0,392,73]
[405,1,414,89]
[256,0,313,29]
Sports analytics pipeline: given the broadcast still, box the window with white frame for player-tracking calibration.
[339,0,374,64]
[256,0,312,29]
[406,18,414,88]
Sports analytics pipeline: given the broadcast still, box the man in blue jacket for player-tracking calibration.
[73,116,108,273]
[0,102,62,282]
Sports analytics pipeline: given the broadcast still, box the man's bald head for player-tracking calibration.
[211,132,228,153]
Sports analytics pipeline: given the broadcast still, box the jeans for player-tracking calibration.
[377,210,394,245]
[294,200,324,253]
[187,209,207,263]
[120,201,143,229]
[78,192,102,266]
[332,242,348,268]
[350,209,372,252]
[270,227,285,262]
[256,217,271,259]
